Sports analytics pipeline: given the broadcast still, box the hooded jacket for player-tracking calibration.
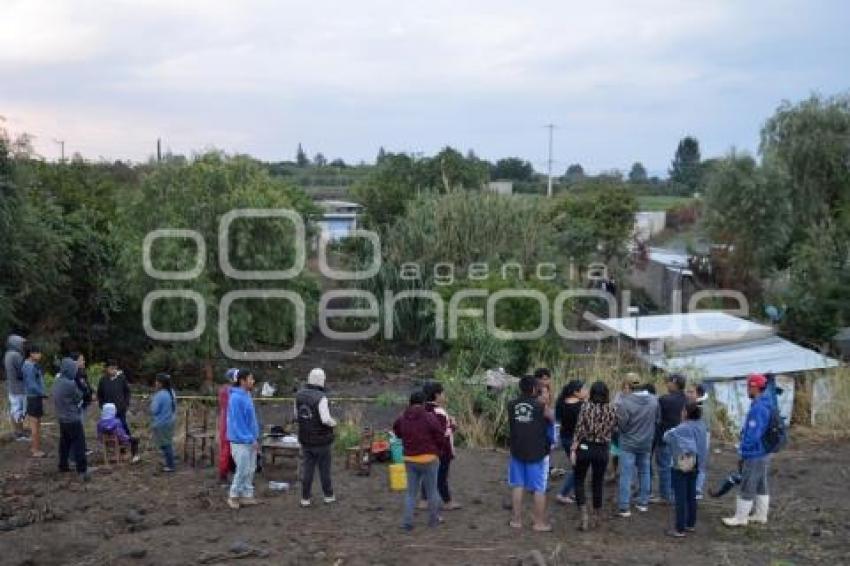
[22,359,46,397]
[740,392,773,459]
[617,391,659,453]
[3,335,25,395]
[393,404,445,458]
[52,358,83,423]
[227,387,259,444]
[663,419,708,473]
[97,403,131,444]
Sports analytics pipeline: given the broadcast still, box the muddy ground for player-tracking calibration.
[1,415,848,566]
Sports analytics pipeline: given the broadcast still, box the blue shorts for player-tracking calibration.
[508,457,548,493]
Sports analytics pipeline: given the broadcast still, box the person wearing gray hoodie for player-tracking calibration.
[4,334,28,440]
[52,357,89,479]
[615,377,659,517]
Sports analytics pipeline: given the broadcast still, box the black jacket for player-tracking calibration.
[97,371,131,414]
[296,385,335,447]
[508,394,549,462]
[656,390,687,445]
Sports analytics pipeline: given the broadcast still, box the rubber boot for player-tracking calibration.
[750,495,769,524]
[722,497,753,527]
[578,505,589,531]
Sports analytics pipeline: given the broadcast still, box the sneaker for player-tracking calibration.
[300,499,311,508]
[85,449,93,456]
[227,498,241,510]
[636,505,649,513]
[323,496,336,504]
[240,497,260,506]
[131,455,141,464]
[666,530,686,538]
[696,493,704,501]
[555,494,575,505]
[685,526,696,533]
[15,435,30,443]
[617,510,632,518]
[30,451,46,459]
[161,467,175,473]
[443,501,462,511]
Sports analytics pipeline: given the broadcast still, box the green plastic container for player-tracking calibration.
[389,435,404,463]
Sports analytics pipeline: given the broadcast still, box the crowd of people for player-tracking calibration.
[5,332,783,537]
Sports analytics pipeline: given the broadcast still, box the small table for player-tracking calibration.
[261,436,301,481]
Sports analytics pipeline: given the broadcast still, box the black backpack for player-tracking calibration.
[762,404,787,454]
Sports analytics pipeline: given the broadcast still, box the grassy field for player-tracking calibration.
[637,195,694,211]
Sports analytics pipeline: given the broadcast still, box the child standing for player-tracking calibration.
[22,345,46,458]
[150,373,177,472]
[663,401,708,537]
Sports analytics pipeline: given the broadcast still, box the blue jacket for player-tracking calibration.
[22,360,46,397]
[740,392,773,459]
[663,419,708,473]
[227,387,259,444]
[150,389,176,429]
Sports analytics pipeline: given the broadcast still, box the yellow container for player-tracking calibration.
[388,462,407,491]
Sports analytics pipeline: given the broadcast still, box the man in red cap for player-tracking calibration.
[723,373,773,527]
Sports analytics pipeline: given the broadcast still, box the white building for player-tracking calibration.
[314,200,362,241]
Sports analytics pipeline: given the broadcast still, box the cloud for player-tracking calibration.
[1,0,848,170]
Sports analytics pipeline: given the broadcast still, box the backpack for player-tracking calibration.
[674,452,697,472]
[762,404,788,454]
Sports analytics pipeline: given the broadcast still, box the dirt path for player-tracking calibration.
[1,431,848,566]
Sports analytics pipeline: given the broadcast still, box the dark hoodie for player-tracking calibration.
[4,335,25,395]
[52,358,83,423]
[393,404,444,458]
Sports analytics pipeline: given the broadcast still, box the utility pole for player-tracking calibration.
[53,139,65,163]
[545,124,555,197]
[157,138,162,163]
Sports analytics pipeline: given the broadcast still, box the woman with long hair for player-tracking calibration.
[571,381,618,531]
[555,379,586,504]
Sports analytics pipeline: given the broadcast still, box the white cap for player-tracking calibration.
[307,368,326,388]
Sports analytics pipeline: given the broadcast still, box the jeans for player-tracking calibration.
[671,469,697,533]
[696,432,711,495]
[740,456,769,500]
[404,459,439,528]
[559,436,576,497]
[229,443,257,499]
[573,442,608,509]
[58,421,88,473]
[619,450,651,511]
[655,441,673,501]
[302,445,334,500]
[421,456,452,503]
[161,444,175,469]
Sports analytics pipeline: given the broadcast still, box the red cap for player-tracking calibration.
[747,373,767,389]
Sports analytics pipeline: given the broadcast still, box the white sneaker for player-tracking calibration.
[131,455,141,464]
[323,496,336,504]
[617,510,632,518]
[300,499,311,507]
[636,505,649,513]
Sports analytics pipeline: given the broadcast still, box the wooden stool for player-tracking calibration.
[183,403,216,467]
[101,432,124,467]
[344,427,374,476]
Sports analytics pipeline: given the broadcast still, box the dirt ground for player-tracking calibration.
[1,419,849,566]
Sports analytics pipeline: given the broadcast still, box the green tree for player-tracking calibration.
[421,147,488,193]
[296,143,309,167]
[669,136,702,192]
[760,94,850,237]
[628,162,648,183]
[313,152,327,167]
[376,146,387,165]
[491,157,534,181]
[564,163,585,184]
[549,180,638,265]
[117,153,320,385]
[701,151,792,290]
[351,153,421,229]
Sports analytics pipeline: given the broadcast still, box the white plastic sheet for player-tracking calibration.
[711,375,795,432]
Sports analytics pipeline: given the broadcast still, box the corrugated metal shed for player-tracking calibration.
[641,336,840,380]
[595,311,770,341]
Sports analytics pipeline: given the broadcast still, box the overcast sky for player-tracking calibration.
[2,0,848,175]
